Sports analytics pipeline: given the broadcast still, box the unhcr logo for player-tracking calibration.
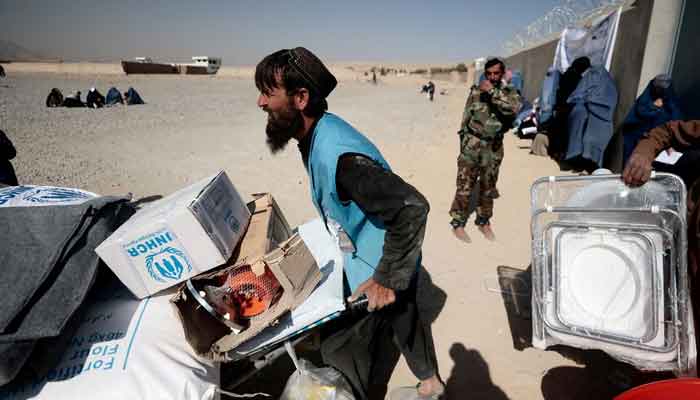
[145,247,192,282]
[125,231,193,282]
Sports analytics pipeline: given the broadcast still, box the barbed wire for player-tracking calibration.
[502,0,629,56]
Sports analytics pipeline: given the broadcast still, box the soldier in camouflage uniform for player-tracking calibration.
[449,58,521,242]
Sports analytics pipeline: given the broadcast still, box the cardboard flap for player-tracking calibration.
[188,171,251,259]
[233,194,292,265]
[272,235,319,296]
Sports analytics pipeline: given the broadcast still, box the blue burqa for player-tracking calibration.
[622,79,683,165]
[565,66,618,168]
[126,87,144,105]
[105,87,123,106]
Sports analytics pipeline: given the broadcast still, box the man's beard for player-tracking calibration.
[265,105,304,154]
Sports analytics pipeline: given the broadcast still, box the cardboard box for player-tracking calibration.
[172,194,322,360]
[96,171,251,298]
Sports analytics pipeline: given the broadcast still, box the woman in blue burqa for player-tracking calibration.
[622,74,683,165]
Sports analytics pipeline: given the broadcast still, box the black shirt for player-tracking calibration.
[298,122,429,291]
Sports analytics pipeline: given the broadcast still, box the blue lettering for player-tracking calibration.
[156,234,170,246]
[166,232,173,241]
[106,344,119,355]
[145,239,158,250]
[127,248,139,257]
[137,244,148,253]
[92,345,107,356]
[104,357,115,370]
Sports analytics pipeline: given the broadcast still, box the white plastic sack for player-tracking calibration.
[0,185,97,208]
[280,342,353,400]
[280,359,353,400]
[0,286,219,400]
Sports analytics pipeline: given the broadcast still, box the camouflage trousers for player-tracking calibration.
[449,134,504,225]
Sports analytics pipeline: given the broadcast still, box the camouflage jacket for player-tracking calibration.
[459,83,521,141]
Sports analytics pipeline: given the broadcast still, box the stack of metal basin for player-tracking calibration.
[530,172,696,375]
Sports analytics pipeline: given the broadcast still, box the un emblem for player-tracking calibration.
[145,247,192,282]
[25,188,91,203]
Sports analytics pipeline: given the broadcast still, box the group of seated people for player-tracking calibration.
[46,86,144,108]
[525,57,689,180]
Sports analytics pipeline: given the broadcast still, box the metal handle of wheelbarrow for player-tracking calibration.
[347,295,369,311]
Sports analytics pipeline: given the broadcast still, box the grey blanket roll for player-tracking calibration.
[0,196,134,386]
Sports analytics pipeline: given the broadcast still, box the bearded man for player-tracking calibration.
[254,47,444,400]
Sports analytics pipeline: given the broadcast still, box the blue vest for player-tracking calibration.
[307,113,390,293]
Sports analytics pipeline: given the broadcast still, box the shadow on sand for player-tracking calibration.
[495,265,674,399]
[443,344,510,400]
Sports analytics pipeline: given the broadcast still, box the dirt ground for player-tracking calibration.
[0,65,665,399]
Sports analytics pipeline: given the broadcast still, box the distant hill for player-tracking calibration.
[0,40,50,62]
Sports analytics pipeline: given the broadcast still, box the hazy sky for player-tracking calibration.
[1,0,561,65]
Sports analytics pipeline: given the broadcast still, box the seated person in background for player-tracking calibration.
[62,91,85,108]
[105,87,124,106]
[86,87,106,109]
[124,87,144,105]
[45,88,64,108]
[622,74,683,165]
[0,129,18,186]
[623,120,700,344]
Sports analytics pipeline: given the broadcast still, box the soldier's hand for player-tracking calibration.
[350,278,396,312]
[479,79,493,92]
[622,152,653,187]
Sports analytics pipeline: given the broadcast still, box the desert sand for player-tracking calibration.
[0,63,635,399]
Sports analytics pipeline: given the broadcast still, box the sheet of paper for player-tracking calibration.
[654,150,683,165]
